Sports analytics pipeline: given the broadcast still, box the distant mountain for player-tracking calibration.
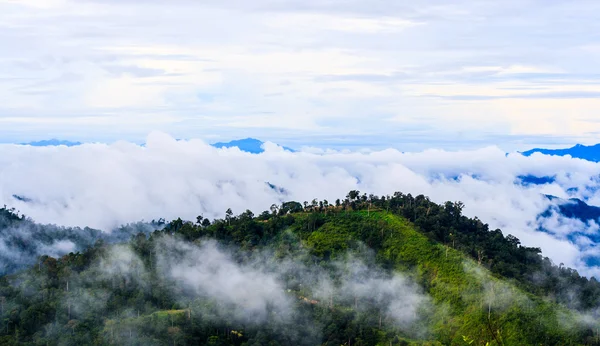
[211,138,295,154]
[23,139,82,147]
[517,174,556,186]
[543,195,600,222]
[522,143,600,162]
[539,195,600,266]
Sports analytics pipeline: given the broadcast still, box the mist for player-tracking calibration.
[12,235,430,344]
[155,238,428,332]
[0,209,159,275]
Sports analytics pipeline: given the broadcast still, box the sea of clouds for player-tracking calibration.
[2,131,600,276]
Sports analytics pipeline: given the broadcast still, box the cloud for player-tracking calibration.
[3,132,600,278]
[3,0,600,147]
[266,13,423,34]
[426,91,600,100]
[313,254,427,327]
[157,238,293,322]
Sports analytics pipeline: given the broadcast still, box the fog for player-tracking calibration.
[157,238,429,339]
[39,237,429,343]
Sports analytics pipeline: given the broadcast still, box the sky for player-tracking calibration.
[2,0,600,150]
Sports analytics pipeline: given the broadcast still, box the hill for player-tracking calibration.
[521,143,600,162]
[1,192,599,345]
[0,207,162,276]
[544,195,600,223]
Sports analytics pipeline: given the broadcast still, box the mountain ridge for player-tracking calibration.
[22,138,82,147]
[522,143,600,162]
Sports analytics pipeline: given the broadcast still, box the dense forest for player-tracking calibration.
[0,206,162,276]
[1,191,600,345]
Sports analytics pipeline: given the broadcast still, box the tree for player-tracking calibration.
[225,208,233,225]
[281,201,303,214]
[506,234,521,247]
[168,326,182,346]
[270,204,279,216]
[347,190,360,201]
[66,320,79,335]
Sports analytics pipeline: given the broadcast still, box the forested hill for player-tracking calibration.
[1,192,600,345]
[0,207,162,276]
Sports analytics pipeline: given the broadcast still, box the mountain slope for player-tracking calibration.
[544,195,600,222]
[0,206,161,275]
[1,193,599,345]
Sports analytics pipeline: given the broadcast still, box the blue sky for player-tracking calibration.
[2,0,600,150]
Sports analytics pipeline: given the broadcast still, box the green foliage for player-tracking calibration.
[1,191,600,345]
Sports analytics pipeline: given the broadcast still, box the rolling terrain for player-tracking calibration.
[1,192,600,345]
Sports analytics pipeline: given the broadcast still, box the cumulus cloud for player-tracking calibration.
[2,132,600,276]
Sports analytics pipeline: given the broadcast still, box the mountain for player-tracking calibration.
[211,138,295,154]
[1,191,600,345]
[23,138,82,147]
[517,174,556,186]
[522,143,600,162]
[540,196,600,257]
[544,195,600,222]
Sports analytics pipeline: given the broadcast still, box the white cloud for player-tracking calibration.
[2,1,600,147]
[158,238,293,322]
[2,132,600,276]
[0,0,67,9]
[267,13,423,33]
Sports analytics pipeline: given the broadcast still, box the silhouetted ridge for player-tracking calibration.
[522,143,600,162]
[22,139,82,147]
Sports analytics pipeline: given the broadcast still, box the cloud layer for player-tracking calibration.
[2,132,600,277]
[2,0,600,148]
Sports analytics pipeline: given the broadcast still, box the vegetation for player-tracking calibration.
[1,191,600,345]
